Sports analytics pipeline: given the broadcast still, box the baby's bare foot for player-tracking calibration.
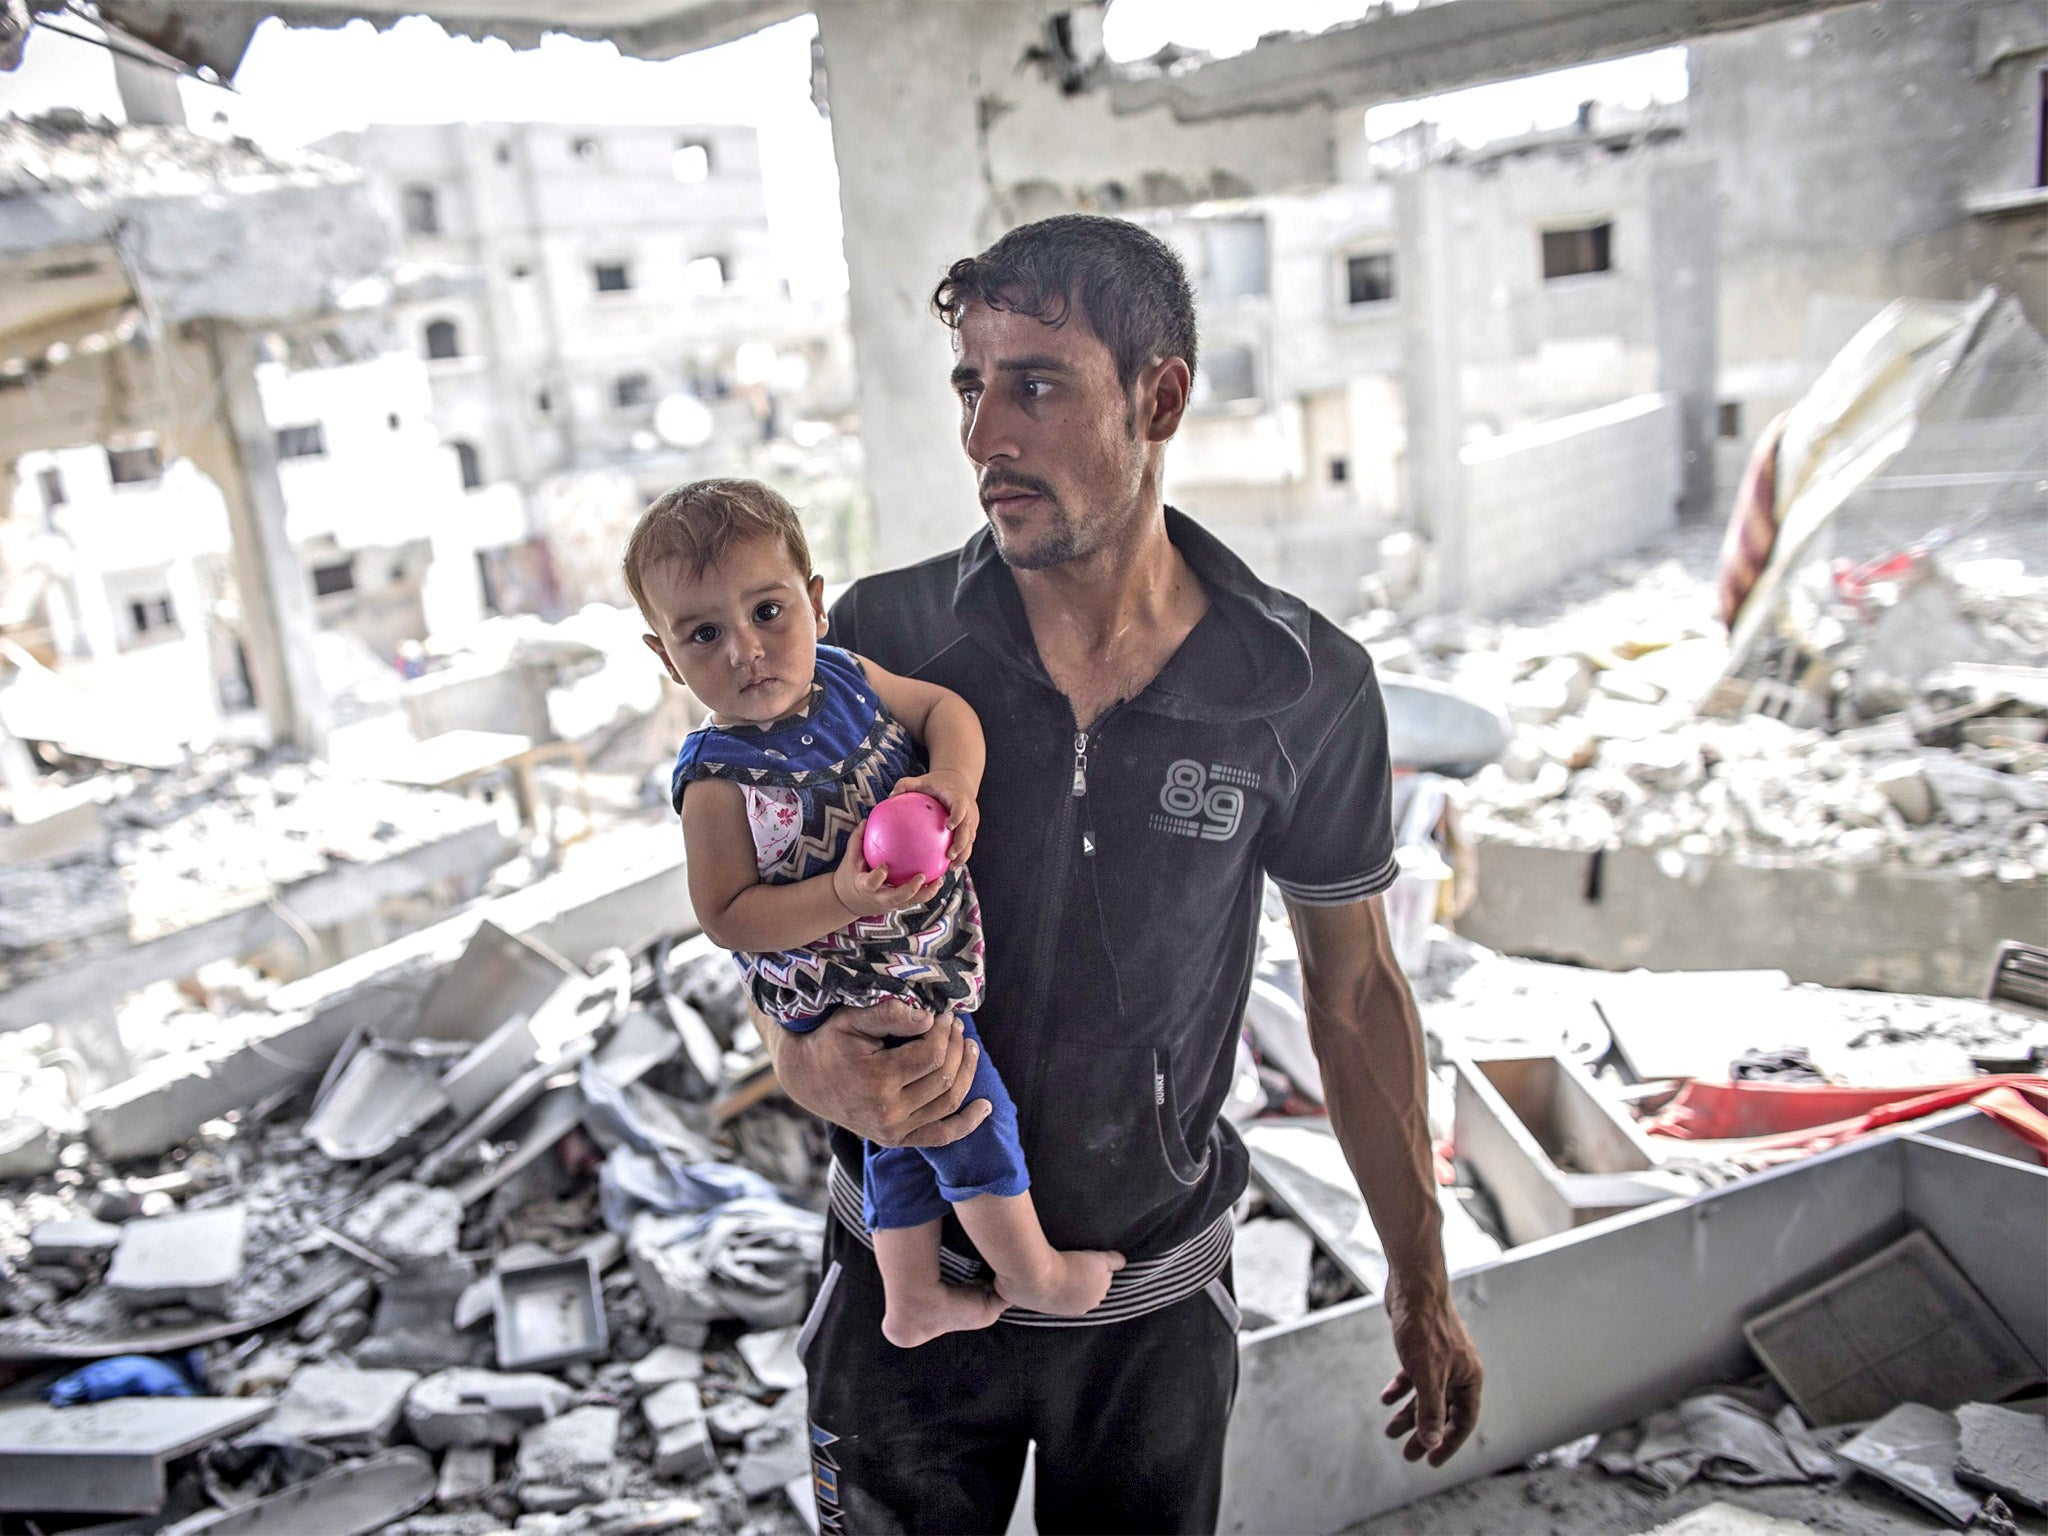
[881,1282,1007,1349]
[994,1249,1125,1317]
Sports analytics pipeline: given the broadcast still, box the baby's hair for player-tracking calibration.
[623,478,813,621]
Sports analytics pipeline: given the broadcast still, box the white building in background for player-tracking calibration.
[8,330,496,741]
[319,121,855,608]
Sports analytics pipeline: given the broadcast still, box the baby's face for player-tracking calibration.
[641,534,827,726]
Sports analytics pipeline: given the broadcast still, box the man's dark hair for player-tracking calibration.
[931,214,1198,396]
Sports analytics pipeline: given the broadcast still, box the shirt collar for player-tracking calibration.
[949,505,1314,724]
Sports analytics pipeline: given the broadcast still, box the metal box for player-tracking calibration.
[493,1254,608,1371]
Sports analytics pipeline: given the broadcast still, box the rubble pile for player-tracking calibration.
[0,746,502,980]
[0,925,831,1536]
[1359,532,2048,882]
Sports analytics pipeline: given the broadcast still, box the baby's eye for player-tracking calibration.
[689,623,719,645]
[753,601,783,623]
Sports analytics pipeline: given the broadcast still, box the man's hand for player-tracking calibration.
[1379,1274,1484,1467]
[892,769,980,864]
[832,820,946,918]
[765,997,992,1149]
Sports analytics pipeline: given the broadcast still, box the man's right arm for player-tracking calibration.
[758,1000,993,1148]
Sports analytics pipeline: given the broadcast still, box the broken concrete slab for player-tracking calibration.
[28,1216,123,1267]
[628,1343,703,1389]
[265,1364,418,1452]
[1956,1401,2048,1512]
[355,1259,478,1370]
[305,1043,451,1161]
[1232,1218,1315,1331]
[737,1326,805,1392]
[103,1206,247,1314]
[338,1182,463,1269]
[436,1443,497,1505]
[738,1410,813,1501]
[644,1380,717,1480]
[494,1252,607,1371]
[1839,1402,1982,1528]
[404,1368,572,1449]
[515,1405,621,1504]
[0,1396,274,1513]
[160,1445,436,1535]
[707,1396,771,1445]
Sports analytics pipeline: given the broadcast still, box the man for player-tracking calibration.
[759,214,1481,1534]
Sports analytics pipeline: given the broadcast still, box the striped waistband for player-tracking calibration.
[826,1156,1232,1328]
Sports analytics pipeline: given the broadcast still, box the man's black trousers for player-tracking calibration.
[798,1214,1240,1535]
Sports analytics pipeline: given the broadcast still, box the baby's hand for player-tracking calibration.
[893,770,980,865]
[833,818,947,919]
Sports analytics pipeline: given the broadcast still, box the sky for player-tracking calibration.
[1,2,1684,303]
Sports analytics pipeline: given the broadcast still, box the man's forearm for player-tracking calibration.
[1290,900,1449,1302]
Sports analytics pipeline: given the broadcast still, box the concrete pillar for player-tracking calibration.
[195,320,329,753]
[1395,167,1469,610]
[814,1,1046,572]
[1645,160,1721,522]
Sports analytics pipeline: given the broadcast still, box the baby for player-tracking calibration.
[626,478,1122,1347]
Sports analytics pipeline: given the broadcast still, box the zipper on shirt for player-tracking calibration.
[1073,728,1100,856]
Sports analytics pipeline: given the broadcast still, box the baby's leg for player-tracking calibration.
[953,1193,1124,1318]
[871,1220,1006,1349]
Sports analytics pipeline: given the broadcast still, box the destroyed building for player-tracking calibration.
[2,1,2047,1533]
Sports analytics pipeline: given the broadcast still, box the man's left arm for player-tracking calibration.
[1285,892,1483,1468]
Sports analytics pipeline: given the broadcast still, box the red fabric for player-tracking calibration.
[1647,1075,2048,1167]
[1646,1079,1985,1141]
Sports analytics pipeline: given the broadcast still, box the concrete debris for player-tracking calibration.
[405,1367,572,1449]
[735,1395,813,1501]
[628,1342,704,1389]
[436,1442,498,1504]
[1231,1218,1316,1330]
[28,1215,122,1267]
[629,1200,824,1335]
[162,1445,437,1536]
[516,1405,622,1508]
[494,1252,609,1370]
[356,1259,479,1370]
[735,1325,804,1392]
[705,1396,771,1445]
[337,1182,463,1269]
[1954,1402,2048,1513]
[644,1380,718,1480]
[1594,1392,1837,1493]
[266,1364,419,1452]
[0,1395,275,1514]
[1838,1403,1983,1528]
[104,1206,248,1315]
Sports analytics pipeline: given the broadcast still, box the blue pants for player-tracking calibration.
[784,1009,1028,1230]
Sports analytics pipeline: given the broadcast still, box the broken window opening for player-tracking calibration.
[1542,221,1613,280]
[402,185,440,236]
[1329,456,1350,485]
[453,440,483,490]
[614,374,653,410]
[425,319,461,361]
[275,423,326,460]
[1718,401,1743,439]
[37,466,66,510]
[1346,252,1395,307]
[106,443,163,486]
[125,592,176,642]
[594,263,632,294]
[312,558,357,598]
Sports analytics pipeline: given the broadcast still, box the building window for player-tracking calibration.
[1345,252,1395,306]
[535,388,552,415]
[593,262,632,294]
[614,373,652,409]
[1193,218,1268,300]
[275,423,326,459]
[453,440,483,490]
[1197,345,1257,406]
[312,558,357,597]
[424,319,461,360]
[37,466,65,509]
[106,443,162,485]
[572,137,600,162]
[1328,456,1349,485]
[672,141,711,183]
[402,185,440,236]
[1718,401,1743,439]
[683,255,727,296]
[1542,221,1613,280]
[126,592,177,641]
[388,412,402,431]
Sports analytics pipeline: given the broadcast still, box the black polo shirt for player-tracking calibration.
[826,507,1398,1260]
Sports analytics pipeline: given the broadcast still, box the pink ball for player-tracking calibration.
[862,792,952,886]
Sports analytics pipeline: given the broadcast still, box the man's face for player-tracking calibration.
[949,299,1156,571]
[639,533,827,726]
